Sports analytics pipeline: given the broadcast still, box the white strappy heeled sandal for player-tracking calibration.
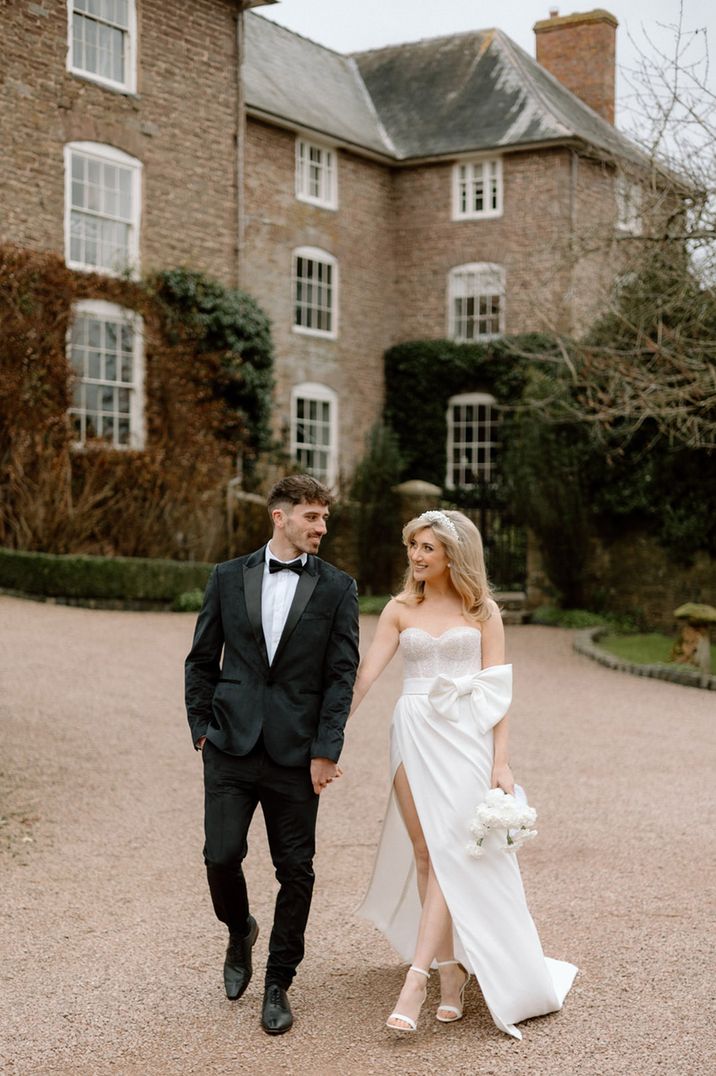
[385,965,430,1033]
[435,960,470,1022]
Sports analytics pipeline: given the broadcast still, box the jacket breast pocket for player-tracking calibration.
[219,678,242,684]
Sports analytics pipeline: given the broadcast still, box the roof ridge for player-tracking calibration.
[494,29,650,162]
[351,26,496,58]
[490,29,572,139]
[346,56,397,157]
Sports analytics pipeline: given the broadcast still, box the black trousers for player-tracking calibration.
[202,736,319,990]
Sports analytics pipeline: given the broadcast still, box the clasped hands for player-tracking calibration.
[310,757,343,795]
[196,737,342,796]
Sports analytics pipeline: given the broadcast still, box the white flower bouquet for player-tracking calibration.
[467,785,538,858]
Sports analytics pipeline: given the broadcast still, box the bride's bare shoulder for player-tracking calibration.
[481,598,504,632]
[378,597,402,628]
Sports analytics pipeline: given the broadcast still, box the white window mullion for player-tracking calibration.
[65,141,141,276]
[68,300,144,451]
[452,157,503,220]
[290,383,338,487]
[295,137,338,210]
[446,393,497,489]
[448,263,505,341]
[67,0,136,94]
[293,247,338,339]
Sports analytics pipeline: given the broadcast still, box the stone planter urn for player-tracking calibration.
[671,603,716,676]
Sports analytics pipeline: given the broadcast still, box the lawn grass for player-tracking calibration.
[599,631,716,668]
[358,594,391,615]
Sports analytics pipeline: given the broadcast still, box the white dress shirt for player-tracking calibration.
[261,543,308,664]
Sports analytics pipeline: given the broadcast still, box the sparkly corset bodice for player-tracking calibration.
[399,627,482,679]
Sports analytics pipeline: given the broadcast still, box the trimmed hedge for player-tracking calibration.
[0,547,212,603]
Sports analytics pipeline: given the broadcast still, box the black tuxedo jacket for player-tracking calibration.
[184,547,359,766]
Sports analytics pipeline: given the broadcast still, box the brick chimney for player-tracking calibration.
[534,8,618,124]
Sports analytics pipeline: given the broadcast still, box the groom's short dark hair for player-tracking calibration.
[267,474,334,513]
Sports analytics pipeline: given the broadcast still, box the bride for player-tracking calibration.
[350,509,577,1038]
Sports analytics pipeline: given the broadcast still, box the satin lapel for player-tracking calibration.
[243,551,269,669]
[271,561,319,667]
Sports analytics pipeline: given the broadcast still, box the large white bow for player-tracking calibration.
[428,664,512,734]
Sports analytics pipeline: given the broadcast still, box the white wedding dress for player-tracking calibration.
[357,627,577,1039]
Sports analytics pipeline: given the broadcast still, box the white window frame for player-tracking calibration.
[445,392,498,490]
[295,138,338,210]
[290,382,338,487]
[64,141,142,277]
[66,0,138,95]
[68,299,145,450]
[615,173,643,235]
[292,247,338,339]
[452,158,503,220]
[448,263,505,341]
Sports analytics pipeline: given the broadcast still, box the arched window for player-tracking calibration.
[292,247,338,338]
[448,263,505,340]
[446,392,497,489]
[64,141,142,275]
[290,383,338,486]
[68,299,145,449]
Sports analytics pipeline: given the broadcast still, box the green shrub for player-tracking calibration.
[350,423,403,594]
[172,589,206,612]
[358,594,391,615]
[0,547,212,603]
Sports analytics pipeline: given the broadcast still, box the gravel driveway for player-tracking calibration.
[0,594,713,1075]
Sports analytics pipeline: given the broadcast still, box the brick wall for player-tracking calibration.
[243,118,397,481]
[1,3,629,487]
[0,0,239,284]
[392,147,576,340]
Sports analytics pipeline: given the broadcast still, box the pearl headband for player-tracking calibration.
[417,510,460,542]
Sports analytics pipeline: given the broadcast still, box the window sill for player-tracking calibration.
[65,259,140,280]
[295,194,338,212]
[451,332,504,343]
[452,209,504,222]
[68,68,138,97]
[292,325,338,341]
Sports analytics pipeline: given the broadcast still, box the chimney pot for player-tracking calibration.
[534,9,618,125]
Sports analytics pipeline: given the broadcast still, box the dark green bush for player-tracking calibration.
[172,589,206,612]
[350,422,403,594]
[0,547,212,603]
[384,335,551,486]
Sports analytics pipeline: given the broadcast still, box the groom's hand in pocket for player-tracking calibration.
[310,757,342,795]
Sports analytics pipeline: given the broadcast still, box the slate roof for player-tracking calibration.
[245,13,646,166]
[244,15,394,155]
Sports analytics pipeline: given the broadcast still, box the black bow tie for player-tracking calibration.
[268,558,304,576]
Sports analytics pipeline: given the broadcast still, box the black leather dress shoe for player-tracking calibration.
[261,983,293,1035]
[223,916,259,1000]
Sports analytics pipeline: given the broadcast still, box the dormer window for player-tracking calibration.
[295,139,337,209]
[452,159,503,220]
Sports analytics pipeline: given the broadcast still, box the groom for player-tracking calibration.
[185,474,359,1034]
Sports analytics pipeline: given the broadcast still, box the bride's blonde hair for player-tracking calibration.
[396,509,494,623]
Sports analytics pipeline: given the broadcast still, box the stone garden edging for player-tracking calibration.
[573,627,716,691]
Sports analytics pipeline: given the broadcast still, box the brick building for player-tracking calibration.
[1,2,647,490]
